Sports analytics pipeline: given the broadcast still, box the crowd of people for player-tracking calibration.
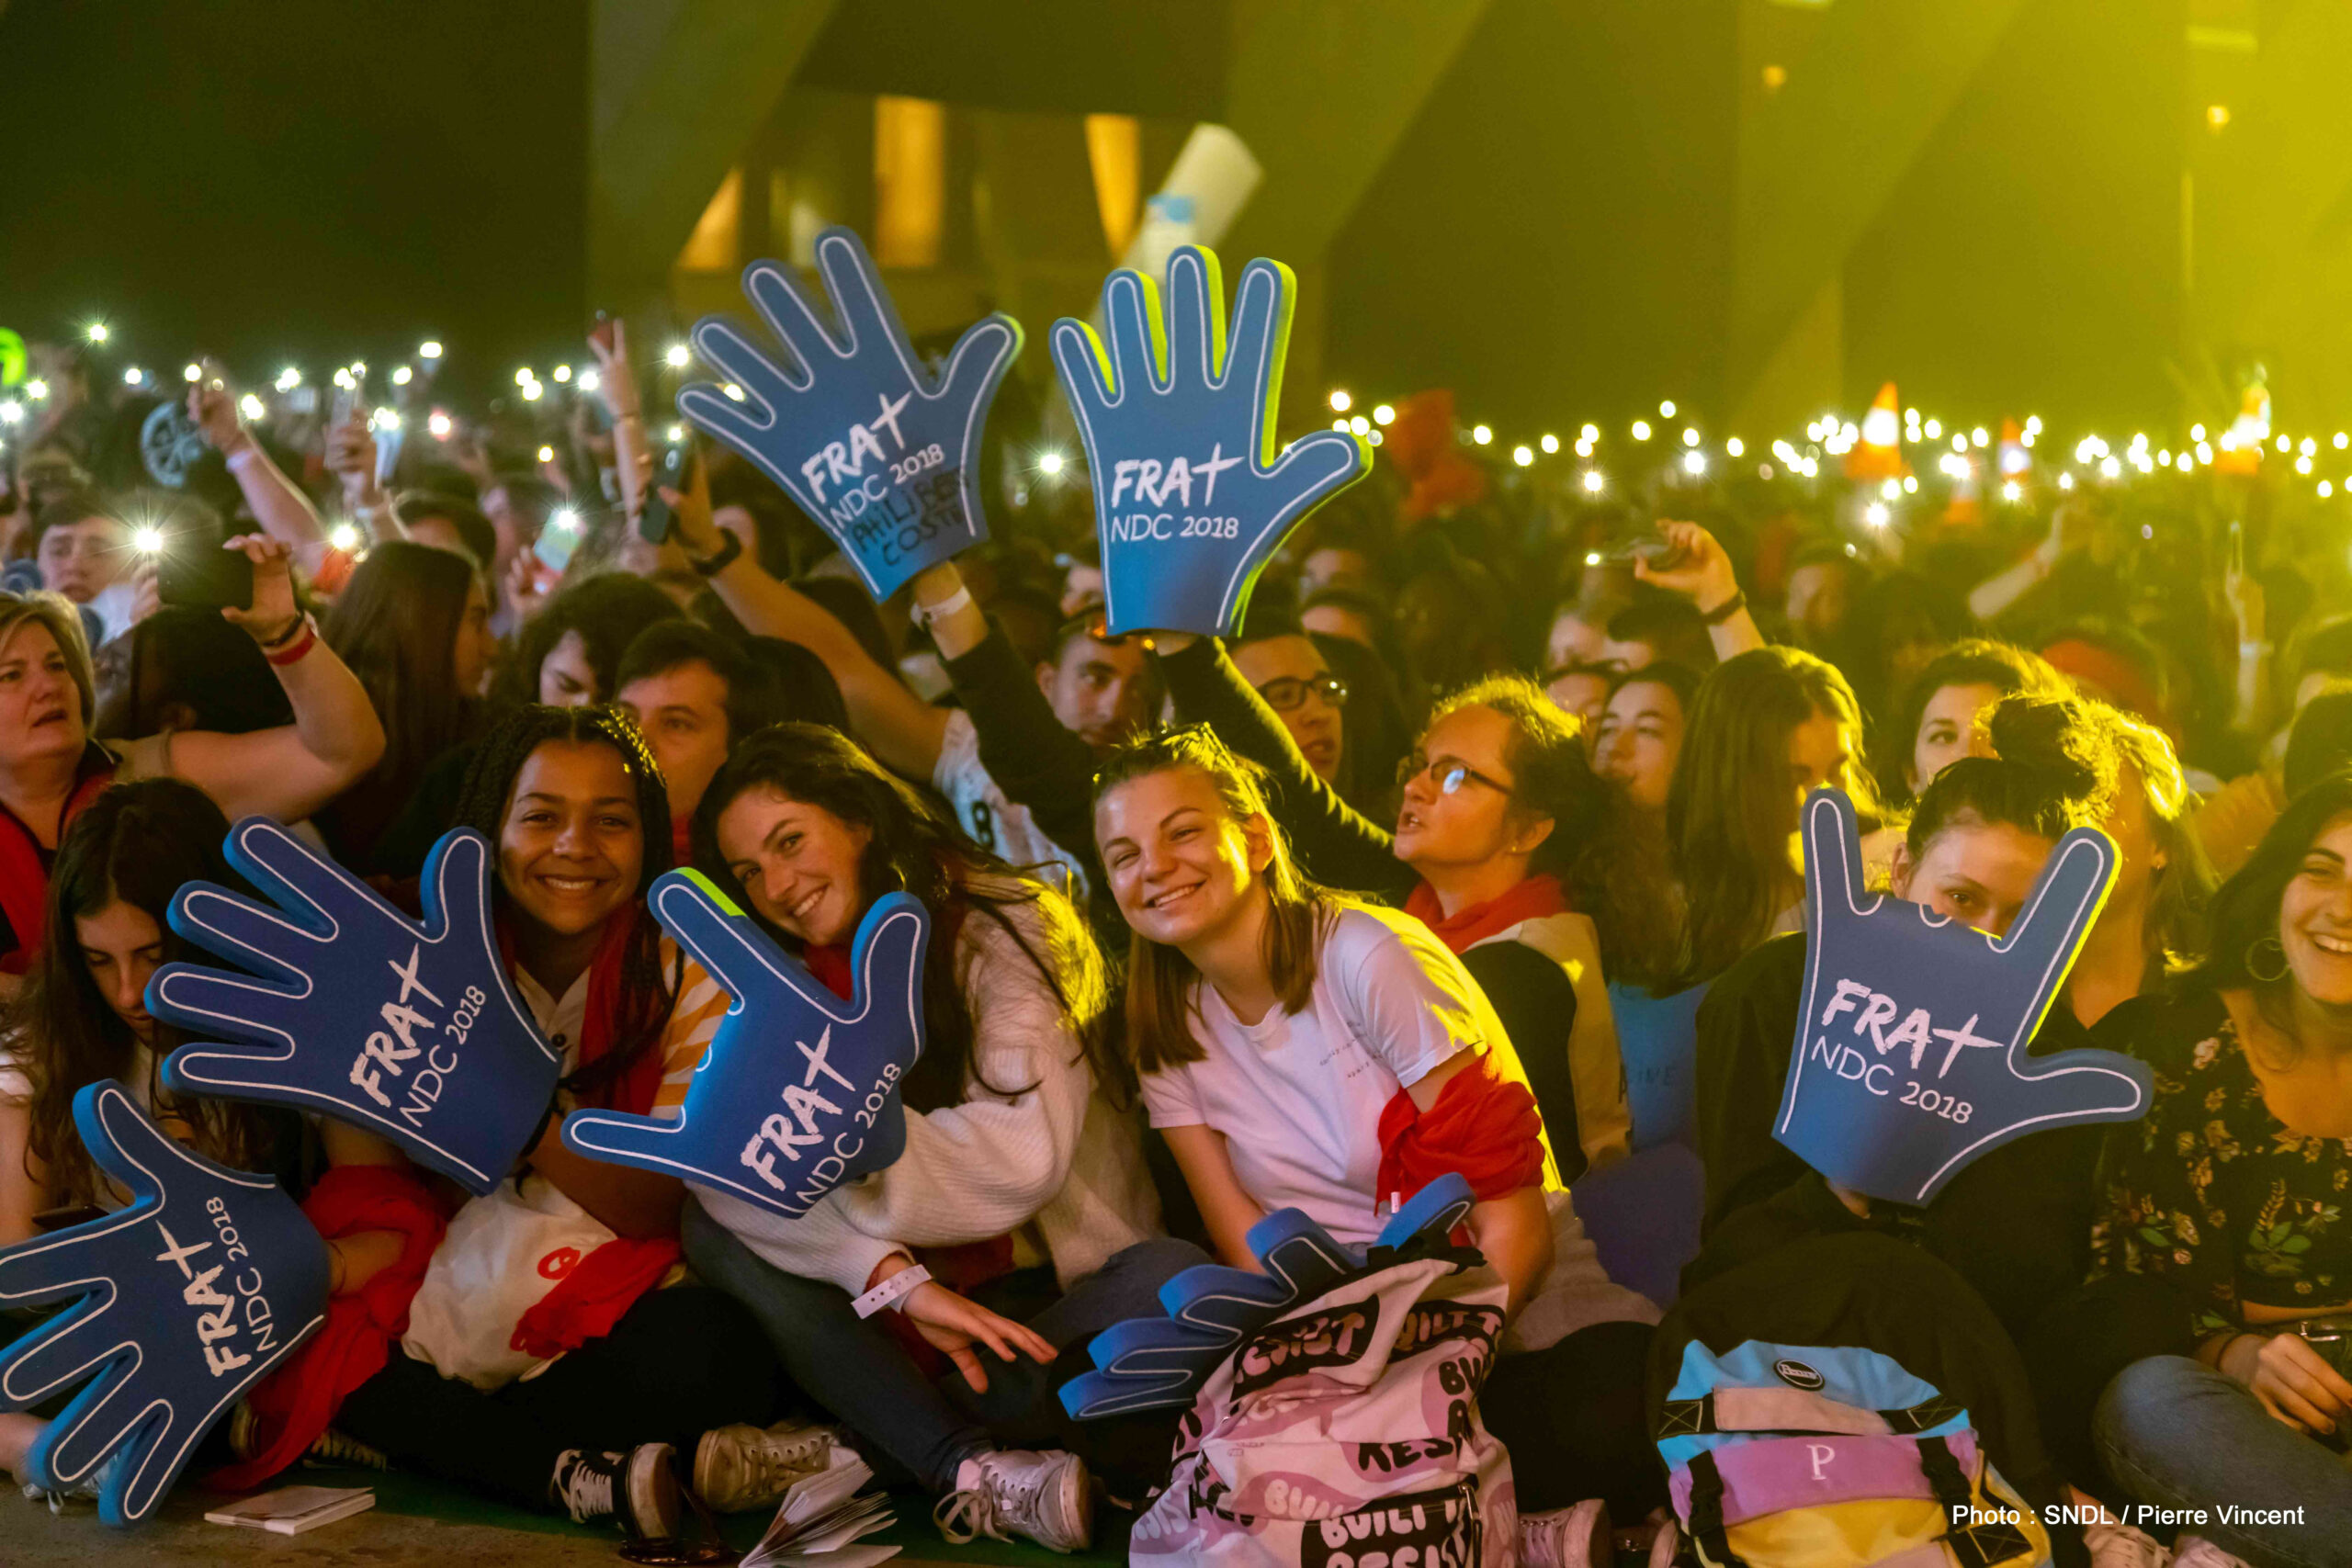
[4,312,2352,1568]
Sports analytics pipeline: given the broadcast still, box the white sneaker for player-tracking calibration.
[692,1420,836,1513]
[933,1448,1092,1553]
[550,1444,680,1540]
[1519,1498,1611,1568]
[2172,1538,2255,1568]
[2083,1506,2172,1568]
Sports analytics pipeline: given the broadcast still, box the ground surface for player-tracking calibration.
[0,1466,1123,1567]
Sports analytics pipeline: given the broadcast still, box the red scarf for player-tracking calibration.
[1376,1055,1546,1206]
[207,1165,449,1492]
[0,746,116,976]
[498,904,670,1117]
[1403,874,1568,955]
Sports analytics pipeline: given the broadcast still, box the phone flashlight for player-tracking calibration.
[132,526,166,556]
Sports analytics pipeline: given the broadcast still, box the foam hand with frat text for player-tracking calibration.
[148,821,561,1195]
[678,227,1021,603]
[1062,1174,1476,1419]
[0,1082,328,1527]
[561,873,927,1219]
[1775,789,2149,1207]
[1052,246,1370,637]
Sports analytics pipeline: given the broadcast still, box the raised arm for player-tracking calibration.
[188,367,337,577]
[1631,520,1766,662]
[1969,503,2082,625]
[1152,632,1411,899]
[115,536,387,823]
[659,463,950,780]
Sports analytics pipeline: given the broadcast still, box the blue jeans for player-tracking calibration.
[2094,1354,2352,1568]
[681,1198,1204,1492]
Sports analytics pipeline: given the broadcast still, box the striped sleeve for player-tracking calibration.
[650,946,730,1122]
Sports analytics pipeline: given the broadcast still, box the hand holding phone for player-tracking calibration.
[635,442,693,544]
[154,532,256,614]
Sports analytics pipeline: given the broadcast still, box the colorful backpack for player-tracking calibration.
[1657,1338,2050,1567]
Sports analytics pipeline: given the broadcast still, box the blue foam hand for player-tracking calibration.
[147,820,561,1196]
[1050,246,1371,637]
[0,1082,328,1526]
[560,874,929,1219]
[677,227,1023,603]
[1774,788,2149,1207]
[1061,1173,1476,1419]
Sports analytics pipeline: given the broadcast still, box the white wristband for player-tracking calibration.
[224,442,265,473]
[852,1262,930,1318]
[910,585,973,629]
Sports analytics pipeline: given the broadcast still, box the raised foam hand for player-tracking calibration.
[561,874,928,1219]
[0,1082,328,1526]
[1062,1174,1476,1419]
[148,821,561,1195]
[1051,246,1371,637]
[677,227,1023,602]
[1775,788,2148,1206]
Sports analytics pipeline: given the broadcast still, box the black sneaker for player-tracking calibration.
[551,1444,681,1540]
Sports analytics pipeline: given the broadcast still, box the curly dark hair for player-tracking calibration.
[448,705,679,1102]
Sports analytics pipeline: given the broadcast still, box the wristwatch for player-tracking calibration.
[684,530,743,577]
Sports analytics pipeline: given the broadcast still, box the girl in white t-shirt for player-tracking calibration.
[1091,725,1665,1545]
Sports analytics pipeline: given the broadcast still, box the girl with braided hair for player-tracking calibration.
[326,705,790,1543]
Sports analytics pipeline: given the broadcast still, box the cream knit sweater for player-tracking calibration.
[694,897,1162,1295]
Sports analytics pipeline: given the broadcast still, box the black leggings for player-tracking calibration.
[336,1285,782,1510]
[1480,1319,1664,1519]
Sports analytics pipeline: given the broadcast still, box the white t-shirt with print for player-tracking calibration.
[932,708,1087,897]
[1139,901,1657,1348]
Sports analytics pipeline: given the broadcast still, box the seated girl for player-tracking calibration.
[2088,773,2352,1565]
[1090,726,1660,1555]
[1154,628,1668,1178]
[0,780,391,1495]
[323,706,784,1543]
[679,724,1189,1555]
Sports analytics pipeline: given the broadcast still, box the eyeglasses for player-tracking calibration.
[1395,752,1512,796]
[1255,673,1349,713]
[1056,609,1136,648]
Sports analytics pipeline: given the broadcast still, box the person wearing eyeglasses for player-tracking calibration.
[1146,630,1677,1180]
[1227,617,1348,784]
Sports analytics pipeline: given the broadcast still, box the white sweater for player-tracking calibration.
[694,897,1161,1295]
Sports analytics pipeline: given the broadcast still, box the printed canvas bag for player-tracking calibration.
[1131,1253,1518,1568]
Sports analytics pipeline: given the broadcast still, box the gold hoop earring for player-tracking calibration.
[2246,935,2290,985]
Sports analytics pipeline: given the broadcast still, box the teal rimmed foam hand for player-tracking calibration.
[1051,246,1371,637]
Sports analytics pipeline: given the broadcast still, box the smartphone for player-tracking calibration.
[330,367,368,428]
[158,539,256,613]
[534,506,585,575]
[1600,524,1679,567]
[636,442,693,544]
[32,1204,106,1233]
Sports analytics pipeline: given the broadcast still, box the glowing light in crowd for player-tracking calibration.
[2058,472,2075,491]
[1864,502,1890,527]
[1903,476,1919,492]
[665,344,690,368]
[1681,450,1705,476]
[1349,415,1370,435]
[667,423,686,443]
[514,368,534,387]
[2196,441,2213,464]
[1682,427,1700,446]
[183,363,202,383]
[521,382,544,402]
[329,524,361,552]
[2277,434,2292,453]
[1972,427,1989,448]
[418,341,443,360]
[722,383,745,401]
[123,367,145,386]
[1037,452,1065,476]
[1513,445,1534,468]
[1660,400,1676,417]
[2099,457,2121,479]
[548,507,580,537]
[537,446,556,463]
[1924,419,1942,439]
[132,526,165,554]
[1540,434,1559,454]
[372,409,401,431]
[1585,551,1603,567]
[1725,437,1744,457]
[1368,431,1383,446]
[578,369,601,393]
[2337,433,2348,450]
[1952,433,1969,452]
[1939,455,1971,479]
[24,379,48,401]
[1332,419,1348,431]
[1861,402,1898,447]
[1631,421,1652,441]
[1582,470,1604,493]
[2025,416,2042,434]
[2297,455,2314,475]
[427,412,454,439]
[1472,424,1493,446]
[2190,423,2206,442]
[2002,480,2023,502]
[239,394,265,421]
[1329,389,1351,412]
[2207,104,2231,130]
[1575,438,1594,458]
[276,367,300,391]
[85,321,109,345]
[1880,479,1902,500]
[0,403,18,426]
[2324,482,2336,499]
[1579,423,1599,443]
[333,367,355,390]
[1374,403,1395,425]
[554,365,572,384]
